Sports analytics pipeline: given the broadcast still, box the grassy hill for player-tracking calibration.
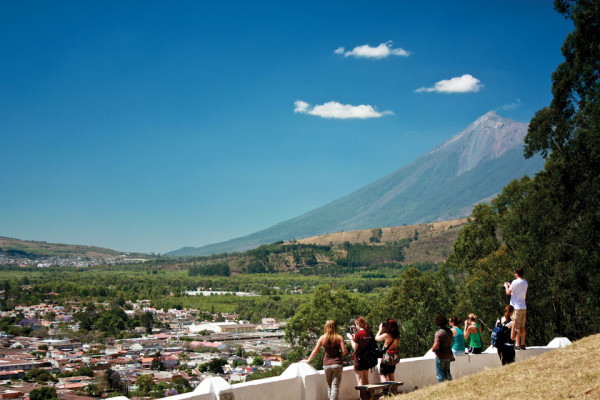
[397,334,600,399]
[177,219,467,275]
[0,236,148,259]
[295,218,467,265]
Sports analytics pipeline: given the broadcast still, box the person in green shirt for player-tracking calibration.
[464,313,483,354]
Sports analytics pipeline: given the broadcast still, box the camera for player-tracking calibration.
[381,322,387,329]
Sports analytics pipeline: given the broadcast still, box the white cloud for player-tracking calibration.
[500,99,522,110]
[335,41,409,59]
[294,100,393,119]
[294,100,309,114]
[415,74,483,93]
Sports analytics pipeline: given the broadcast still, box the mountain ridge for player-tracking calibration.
[169,112,544,257]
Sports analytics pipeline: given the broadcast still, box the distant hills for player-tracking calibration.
[169,112,544,257]
[188,219,469,274]
[0,219,465,270]
[0,236,149,260]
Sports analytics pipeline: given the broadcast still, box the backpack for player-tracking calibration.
[491,321,510,347]
[356,336,380,369]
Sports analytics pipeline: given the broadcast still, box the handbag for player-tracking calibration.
[381,351,400,365]
[380,338,400,365]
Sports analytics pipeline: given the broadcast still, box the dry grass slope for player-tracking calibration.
[295,218,468,264]
[395,334,600,399]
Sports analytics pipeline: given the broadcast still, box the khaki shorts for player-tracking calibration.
[513,309,526,330]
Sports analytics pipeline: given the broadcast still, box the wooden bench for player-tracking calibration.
[355,381,403,399]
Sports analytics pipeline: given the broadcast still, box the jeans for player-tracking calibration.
[452,348,466,356]
[435,358,452,382]
[323,364,343,400]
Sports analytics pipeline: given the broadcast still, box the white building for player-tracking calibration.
[188,322,256,334]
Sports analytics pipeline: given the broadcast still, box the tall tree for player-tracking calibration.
[523,0,600,339]
[449,0,600,344]
[285,285,367,350]
[369,267,455,357]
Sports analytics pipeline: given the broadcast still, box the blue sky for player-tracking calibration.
[0,1,572,254]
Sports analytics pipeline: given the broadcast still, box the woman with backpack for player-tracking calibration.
[464,313,484,354]
[302,320,347,400]
[346,316,373,386]
[495,305,517,365]
[375,319,400,383]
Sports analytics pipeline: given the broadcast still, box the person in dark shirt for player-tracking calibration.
[431,315,454,382]
[346,316,373,386]
[495,305,517,365]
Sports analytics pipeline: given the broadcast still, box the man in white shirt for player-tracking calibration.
[504,267,528,350]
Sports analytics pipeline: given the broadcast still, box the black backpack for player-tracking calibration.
[356,336,380,369]
[491,320,510,347]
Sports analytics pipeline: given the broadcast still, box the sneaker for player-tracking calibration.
[515,346,522,351]
[520,346,526,350]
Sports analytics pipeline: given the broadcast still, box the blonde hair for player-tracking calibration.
[323,320,341,347]
[468,313,477,321]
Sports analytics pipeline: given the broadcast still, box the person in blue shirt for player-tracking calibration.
[449,316,465,355]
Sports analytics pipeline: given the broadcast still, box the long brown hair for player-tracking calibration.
[384,319,400,340]
[323,320,342,347]
[504,305,514,321]
[355,316,370,331]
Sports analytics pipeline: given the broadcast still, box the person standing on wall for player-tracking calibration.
[302,320,347,400]
[504,267,528,350]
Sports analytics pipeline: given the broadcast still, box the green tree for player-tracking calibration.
[170,376,191,394]
[43,311,56,321]
[104,367,127,394]
[85,383,102,397]
[369,228,382,243]
[151,351,165,371]
[136,374,154,395]
[252,356,264,366]
[448,0,600,346]
[203,358,227,374]
[29,387,57,400]
[369,267,455,357]
[521,0,600,339]
[75,366,94,377]
[285,285,368,351]
[140,311,154,334]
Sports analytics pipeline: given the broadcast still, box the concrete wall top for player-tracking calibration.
[145,337,570,400]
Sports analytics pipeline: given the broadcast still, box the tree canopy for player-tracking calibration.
[447,0,600,344]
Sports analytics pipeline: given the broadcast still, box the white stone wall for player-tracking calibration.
[144,338,571,400]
